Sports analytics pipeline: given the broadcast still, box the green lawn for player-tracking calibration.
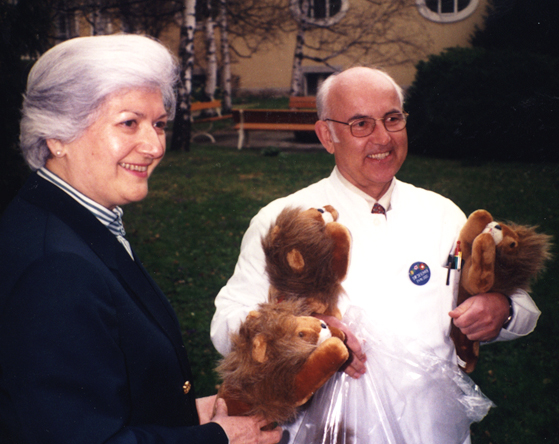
[125,145,559,444]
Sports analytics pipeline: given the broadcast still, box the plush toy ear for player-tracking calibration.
[287,248,305,272]
[270,225,281,242]
[252,333,268,363]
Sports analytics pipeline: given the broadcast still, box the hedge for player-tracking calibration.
[405,47,559,162]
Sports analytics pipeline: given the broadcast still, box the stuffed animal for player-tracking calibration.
[216,301,349,424]
[451,209,552,373]
[261,205,351,319]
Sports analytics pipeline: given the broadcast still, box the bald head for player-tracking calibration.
[316,67,404,120]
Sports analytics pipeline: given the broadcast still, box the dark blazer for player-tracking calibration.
[0,173,228,444]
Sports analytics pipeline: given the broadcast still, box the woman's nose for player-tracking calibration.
[138,125,165,157]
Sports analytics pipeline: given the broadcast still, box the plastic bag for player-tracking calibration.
[283,306,494,444]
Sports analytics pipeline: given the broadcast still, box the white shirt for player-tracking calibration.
[210,168,540,443]
[211,169,539,357]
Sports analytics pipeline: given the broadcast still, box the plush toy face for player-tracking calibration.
[483,221,519,257]
[262,205,351,318]
[217,301,348,423]
[251,312,334,363]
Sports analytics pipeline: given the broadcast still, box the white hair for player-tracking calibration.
[316,67,405,121]
[20,34,179,170]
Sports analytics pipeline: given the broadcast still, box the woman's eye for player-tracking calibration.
[154,121,167,130]
[121,119,137,128]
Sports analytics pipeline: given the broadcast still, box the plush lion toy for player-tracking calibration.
[216,301,349,424]
[261,205,351,319]
[451,209,552,373]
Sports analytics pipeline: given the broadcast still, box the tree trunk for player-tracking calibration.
[170,0,197,152]
[204,0,218,102]
[218,0,232,113]
[289,0,309,96]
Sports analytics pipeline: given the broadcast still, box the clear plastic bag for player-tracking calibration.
[283,306,494,444]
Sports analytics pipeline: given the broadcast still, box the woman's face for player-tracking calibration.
[46,89,168,209]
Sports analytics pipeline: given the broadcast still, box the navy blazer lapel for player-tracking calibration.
[20,174,190,370]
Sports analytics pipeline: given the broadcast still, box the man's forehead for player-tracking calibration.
[331,79,401,115]
[335,68,394,87]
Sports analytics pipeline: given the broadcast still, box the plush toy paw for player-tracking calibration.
[294,336,349,405]
[463,232,496,295]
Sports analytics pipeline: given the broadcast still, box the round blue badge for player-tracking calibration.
[409,262,431,286]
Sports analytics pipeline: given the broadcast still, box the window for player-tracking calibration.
[301,66,339,95]
[301,0,342,19]
[292,0,349,26]
[417,0,478,23]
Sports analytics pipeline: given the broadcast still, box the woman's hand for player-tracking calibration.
[196,395,218,425]
[313,313,367,379]
[210,398,282,444]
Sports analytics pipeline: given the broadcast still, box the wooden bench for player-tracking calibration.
[289,96,316,110]
[191,100,232,143]
[232,108,318,149]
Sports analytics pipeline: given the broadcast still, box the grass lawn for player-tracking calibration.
[125,144,559,444]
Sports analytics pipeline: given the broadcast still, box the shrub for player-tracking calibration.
[405,47,559,162]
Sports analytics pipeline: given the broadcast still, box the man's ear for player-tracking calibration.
[46,139,65,158]
[315,120,336,154]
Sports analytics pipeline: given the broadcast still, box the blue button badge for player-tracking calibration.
[409,262,431,286]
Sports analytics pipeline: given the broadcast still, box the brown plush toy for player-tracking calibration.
[451,209,552,373]
[261,205,351,319]
[216,301,349,424]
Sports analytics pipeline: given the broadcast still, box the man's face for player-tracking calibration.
[316,69,408,200]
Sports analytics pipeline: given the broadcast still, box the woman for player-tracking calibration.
[0,34,281,444]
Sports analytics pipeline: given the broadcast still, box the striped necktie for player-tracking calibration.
[372,203,386,215]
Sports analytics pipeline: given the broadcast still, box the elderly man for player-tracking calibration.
[211,67,540,443]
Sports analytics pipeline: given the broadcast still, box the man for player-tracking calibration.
[211,67,540,443]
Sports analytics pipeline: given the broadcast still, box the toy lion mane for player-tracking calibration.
[216,302,315,423]
[261,205,350,317]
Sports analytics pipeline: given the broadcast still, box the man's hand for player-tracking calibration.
[449,292,511,342]
[313,313,367,379]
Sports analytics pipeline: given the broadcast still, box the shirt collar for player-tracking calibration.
[333,166,395,212]
[37,167,126,237]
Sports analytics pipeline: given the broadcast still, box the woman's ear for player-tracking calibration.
[315,120,336,154]
[46,139,66,158]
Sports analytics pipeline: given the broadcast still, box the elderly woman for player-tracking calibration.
[0,35,281,444]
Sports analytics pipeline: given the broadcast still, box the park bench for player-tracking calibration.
[191,100,232,143]
[288,96,316,110]
[232,97,318,149]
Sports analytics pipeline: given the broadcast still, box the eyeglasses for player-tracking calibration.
[324,112,409,137]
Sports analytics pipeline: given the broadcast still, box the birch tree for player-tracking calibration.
[218,0,232,113]
[203,0,218,101]
[170,0,197,152]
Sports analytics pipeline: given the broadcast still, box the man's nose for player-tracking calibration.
[368,120,391,145]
